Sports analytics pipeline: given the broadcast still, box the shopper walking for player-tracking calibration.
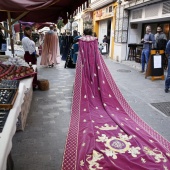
[40,25,61,67]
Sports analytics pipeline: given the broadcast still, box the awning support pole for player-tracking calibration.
[7,11,29,57]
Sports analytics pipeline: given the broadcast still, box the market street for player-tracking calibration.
[12,57,170,170]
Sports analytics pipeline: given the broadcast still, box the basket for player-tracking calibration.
[37,79,49,91]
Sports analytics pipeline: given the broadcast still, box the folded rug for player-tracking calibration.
[62,36,170,170]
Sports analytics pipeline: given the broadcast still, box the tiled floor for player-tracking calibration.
[12,61,75,170]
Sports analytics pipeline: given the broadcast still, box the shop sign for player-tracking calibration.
[82,12,93,22]
[95,5,114,20]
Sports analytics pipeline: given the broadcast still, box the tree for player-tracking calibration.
[57,17,64,34]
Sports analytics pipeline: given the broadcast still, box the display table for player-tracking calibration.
[0,83,25,170]
[17,78,33,131]
[0,65,36,170]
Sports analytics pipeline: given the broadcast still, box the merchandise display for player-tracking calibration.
[3,56,29,67]
[0,80,19,109]
[0,80,19,89]
[0,89,18,107]
[0,109,10,133]
[0,63,35,81]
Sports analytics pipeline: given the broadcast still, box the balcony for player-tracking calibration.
[89,0,116,10]
[123,0,163,9]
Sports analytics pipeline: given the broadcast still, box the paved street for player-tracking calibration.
[12,57,170,170]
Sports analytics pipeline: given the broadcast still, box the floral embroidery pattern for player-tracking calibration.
[143,147,167,163]
[86,150,104,170]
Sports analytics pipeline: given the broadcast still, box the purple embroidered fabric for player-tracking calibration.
[62,36,170,170]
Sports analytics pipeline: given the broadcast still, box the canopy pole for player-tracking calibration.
[11,11,29,25]
[7,11,29,57]
[7,11,14,57]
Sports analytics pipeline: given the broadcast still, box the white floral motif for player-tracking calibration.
[82,143,86,147]
[94,73,97,77]
[111,114,114,116]
[141,158,146,163]
[92,96,95,98]
[98,87,100,90]
[84,109,86,112]
[143,147,167,163]
[128,146,141,157]
[101,149,117,159]
[80,160,84,166]
[100,115,103,118]
[86,150,104,170]
[136,127,140,131]
[98,66,100,69]
[149,139,154,143]
[96,131,100,134]
[116,107,119,111]
[103,103,107,107]
[166,153,170,157]
[121,123,124,126]
[96,107,98,109]
[118,133,132,141]
[109,94,112,98]
[84,95,87,98]
[96,134,108,143]
[83,130,86,134]
[163,165,168,170]
[92,120,95,123]
[103,81,105,84]
[125,118,129,120]
[83,119,87,122]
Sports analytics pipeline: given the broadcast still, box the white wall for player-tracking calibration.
[114,43,127,62]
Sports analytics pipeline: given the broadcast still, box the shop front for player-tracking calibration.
[126,0,170,61]
[93,2,117,59]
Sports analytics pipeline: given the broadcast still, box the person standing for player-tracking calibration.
[154,26,167,50]
[61,31,73,61]
[103,35,108,43]
[155,26,168,70]
[22,26,38,88]
[141,25,155,73]
[22,26,37,65]
[165,40,170,93]
[40,25,61,67]
[0,23,6,50]
[38,31,44,56]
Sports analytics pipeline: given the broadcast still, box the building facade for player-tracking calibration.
[90,0,117,59]
[122,0,170,61]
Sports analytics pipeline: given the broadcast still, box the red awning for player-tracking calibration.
[0,0,87,23]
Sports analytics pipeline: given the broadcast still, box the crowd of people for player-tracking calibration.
[19,24,170,93]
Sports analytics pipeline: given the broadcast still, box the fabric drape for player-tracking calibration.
[62,36,170,170]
